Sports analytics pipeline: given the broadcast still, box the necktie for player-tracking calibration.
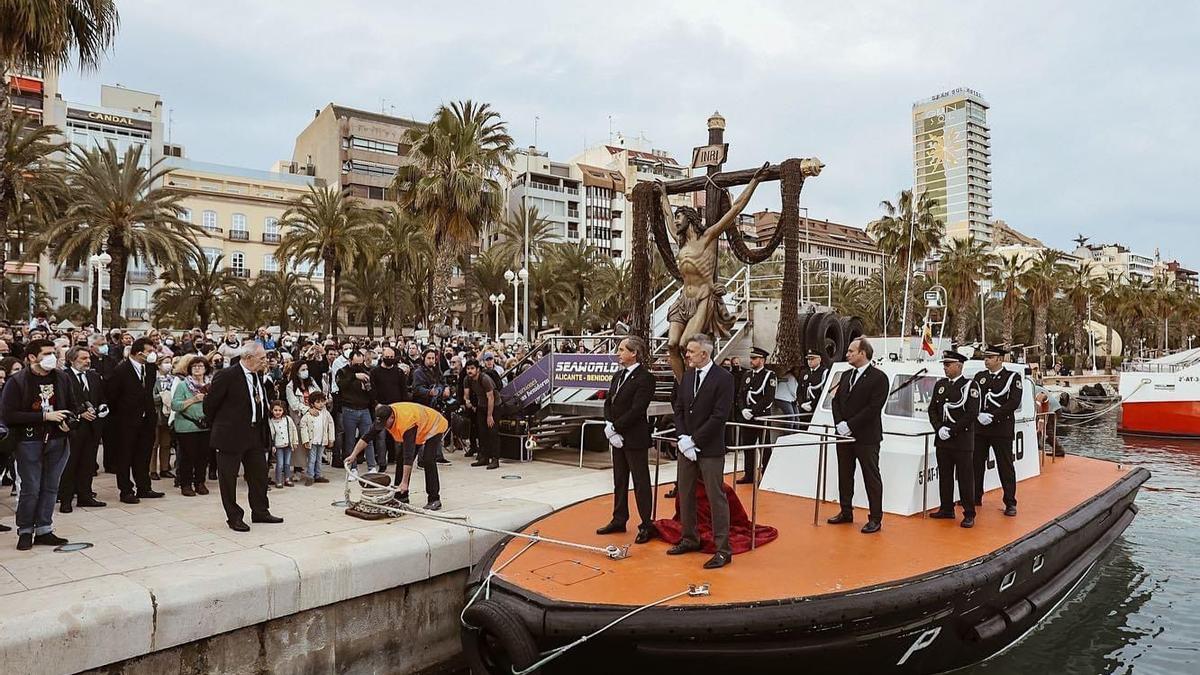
[253,373,263,422]
[614,369,628,395]
[694,369,703,398]
[849,369,860,392]
[77,372,88,393]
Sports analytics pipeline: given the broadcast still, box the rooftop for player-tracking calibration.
[329,103,425,130]
[162,157,316,189]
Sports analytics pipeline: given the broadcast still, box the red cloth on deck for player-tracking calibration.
[654,480,779,554]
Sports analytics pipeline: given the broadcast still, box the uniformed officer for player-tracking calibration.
[736,347,777,484]
[797,349,829,429]
[927,349,979,527]
[973,344,1022,517]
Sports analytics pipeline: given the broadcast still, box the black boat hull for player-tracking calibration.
[462,467,1148,674]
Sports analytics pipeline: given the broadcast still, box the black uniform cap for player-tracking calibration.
[750,347,770,359]
[940,349,968,363]
[980,344,1008,357]
[805,348,823,358]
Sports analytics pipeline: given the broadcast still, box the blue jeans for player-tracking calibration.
[342,407,375,467]
[307,444,326,477]
[273,446,293,484]
[14,436,70,535]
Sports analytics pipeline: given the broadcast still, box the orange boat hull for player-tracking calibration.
[1120,400,1200,437]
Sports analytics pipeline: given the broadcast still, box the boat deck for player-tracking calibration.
[492,454,1130,607]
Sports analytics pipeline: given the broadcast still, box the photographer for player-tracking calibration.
[411,349,453,464]
[59,346,108,513]
[0,339,80,550]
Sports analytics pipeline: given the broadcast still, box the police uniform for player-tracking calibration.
[736,347,777,483]
[972,345,1023,514]
[797,349,829,429]
[927,350,979,525]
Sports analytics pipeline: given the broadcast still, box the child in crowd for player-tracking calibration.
[299,391,335,486]
[268,401,299,487]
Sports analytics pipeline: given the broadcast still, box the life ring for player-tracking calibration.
[461,599,540,674]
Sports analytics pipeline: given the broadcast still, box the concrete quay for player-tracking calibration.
[0,453,681,674]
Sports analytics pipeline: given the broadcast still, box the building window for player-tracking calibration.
[231,213,247,232]
[264,217,279,235]
[343,159,396,178]
[64,286,81,305]
[202,210,218,230]
[263,254,277,273]
[203,247,222,268]
[178,208,192,222]
[342,136,400,155]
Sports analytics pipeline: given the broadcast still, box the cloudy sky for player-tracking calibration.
[60,1,1200,262]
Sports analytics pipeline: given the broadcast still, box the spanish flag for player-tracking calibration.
[921,323,935,356]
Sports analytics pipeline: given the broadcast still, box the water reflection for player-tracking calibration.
[969,413,1200,674]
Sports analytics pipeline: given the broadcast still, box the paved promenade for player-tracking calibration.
[0,451,682,674]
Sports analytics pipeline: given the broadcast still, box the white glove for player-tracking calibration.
[801,402,813,412]
[678,435,696,454]
[97,404,110,418]
[680,444,698,461]
[604,421,617,439]
[611,434,625,449]
[741,409,753,420]
[836,421,850,436]
[978,412,994,426]
[938,427,951,441]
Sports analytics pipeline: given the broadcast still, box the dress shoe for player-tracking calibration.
[664,487,678,499]
[227,519,250,532]
[861,520,882,534]
[34,532,69,546]
[1004,506,1017,517]
[139,490,165,499]
[119,493,140,505]
[436,458,451,465]
[595,521,627,535]
[208,469,218,480]
[314,476,330,483]
[928,510,956,519]
[59,501,73,514]
[635,527,659,545]
[304,477,314,486]
[470,460,488,467]
[424,500,442,512]
[194,483,210,495]
[160,470,175,479]
[0,523,11,532]
[465,449,477,457]
[150,472,160,481]
[703,552,732,569]
[181,486,196,497]
[487,460,500,470]
[251,513,284,524]
[735,476,755,485]
[77,498,106,507]
[666,541,702,556]
[17,533,33,550]
[398,490,410,504]
[961,517,975,528]
[827,512,854,525]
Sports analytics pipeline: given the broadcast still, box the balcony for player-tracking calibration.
[202,225,224,236]
[57,267,87,281]
[128,270,155,284]
[262,232,281,244]
[567,209,580,219]
[127,308,148,321]
[231,268,251,279]
[229,230,249,242]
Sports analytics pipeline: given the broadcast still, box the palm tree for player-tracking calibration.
[527,258,572,334]
[460,249,511,335]
[340,260,393,339]
[32,143,202,325]
[1019,249,1066,367]
[0,0,119,113]
[546,240,599,332]
[491,205,560,269]
[1097,272,1124,372]
[377,207,432,334]
[277,185,377,336]
[991,253,1025,349]
[152,253,239,329]
[219,281,271,331]
[591,259,634,328]
[255,270,323,332]
[0,117,66,309]
[2,277,51,321]
[867,189,945,333]
[830,275,866,316]
[1063,262,1103,371]
[938,237,996,344]
[392,100,513,329]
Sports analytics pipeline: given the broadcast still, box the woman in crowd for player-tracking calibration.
[170,354,213,497]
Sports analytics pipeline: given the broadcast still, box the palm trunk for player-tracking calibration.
[1034,305,1049,368]
[322,254,335,336]
[1105,324,1114,373]
[332,265,343,337]
[954,298,970,344]
[1002,298,1015,348]
[1073,306,1086,372]
[199,300,212,330]
[391,262,405,336]
[430,252,454,329]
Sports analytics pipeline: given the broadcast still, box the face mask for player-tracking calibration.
[212,361,224,369]
[145,351,158,364]
[343,349,352,359]
[227,339,238,346]
[98,344,108,355]
[298,368,309,380]
[39,354,57,370]
[383,357,396,366]
[165,339,174,346]
[123,346,131,358]
[284,340,293,347]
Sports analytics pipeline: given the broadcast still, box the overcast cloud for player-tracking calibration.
[59,1,1200,262]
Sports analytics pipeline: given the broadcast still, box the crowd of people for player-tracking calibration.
[0,312,540,549]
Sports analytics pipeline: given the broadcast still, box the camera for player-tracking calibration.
[61,410,82,431]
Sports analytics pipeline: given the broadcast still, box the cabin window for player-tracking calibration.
[884,375,941,418]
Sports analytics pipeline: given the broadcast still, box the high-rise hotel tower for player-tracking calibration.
[912,88,993,243]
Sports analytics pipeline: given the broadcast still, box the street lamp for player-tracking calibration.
[518,267,529,341]
[489,293,505,341]
[1047,332,1058,364]
[1189,334,1196,350]
[504,269,523,342]
[89,251,112,332]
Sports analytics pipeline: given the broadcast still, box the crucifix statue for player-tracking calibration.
[658,162,770,380]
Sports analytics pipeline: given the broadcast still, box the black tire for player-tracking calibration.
[837,316,865,362]
[806,312,844,363]
[461,599,540,674]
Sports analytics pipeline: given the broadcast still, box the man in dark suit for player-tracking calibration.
[203,342,282,532]
[736,347,777,484]
[927,349,979,528]
[669,333,735,569]
[829,337,889,534]
[104,337,164,504]
[597,335,659,544]
[59,346,107,512]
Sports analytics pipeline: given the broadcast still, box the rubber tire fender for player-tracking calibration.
[838,316,865,362]
[461,599,540,674]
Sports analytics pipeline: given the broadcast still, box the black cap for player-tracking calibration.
[805,348,823,358]
[940,349,968,363]
[981,344,1008,357]
[750,347,770,359]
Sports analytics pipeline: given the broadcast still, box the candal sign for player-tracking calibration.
[66,108,153,131]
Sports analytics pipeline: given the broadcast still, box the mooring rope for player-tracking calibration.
[512,583,713,675]
[1053,380,1147,426]
[460,536,541,629]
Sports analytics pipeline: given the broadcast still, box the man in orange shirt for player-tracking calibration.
[345,402,447,511]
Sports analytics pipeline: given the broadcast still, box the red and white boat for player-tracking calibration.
[1118,348,1200,437]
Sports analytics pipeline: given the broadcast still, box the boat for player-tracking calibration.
[460,358,1150,674]
[1119,347,1200,437]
